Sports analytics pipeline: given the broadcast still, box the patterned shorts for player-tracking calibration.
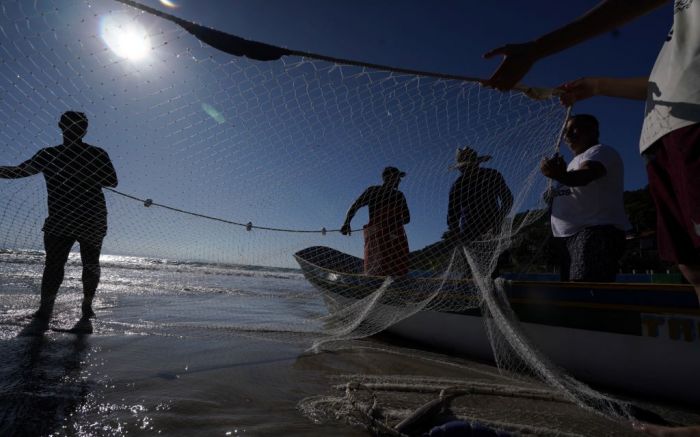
[561,225,626,282]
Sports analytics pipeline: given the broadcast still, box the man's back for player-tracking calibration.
[29,142,117,237]
[448,167,511,238]
[358,185,409,228]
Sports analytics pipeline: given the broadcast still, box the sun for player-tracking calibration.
[100,14,151,61]
[159,0,179,8]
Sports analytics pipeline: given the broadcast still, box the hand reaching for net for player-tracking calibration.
[558,78,600,106]
[482,42,539,90]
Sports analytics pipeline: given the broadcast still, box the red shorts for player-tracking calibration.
[646,123,700,264]
[363,223,409,276]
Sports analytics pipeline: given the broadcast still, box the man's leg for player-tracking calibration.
[646,125,700,305]
[554,237,571,281]
[78,237,103,318]
[37,234,75,319]
[568,227,621,283]
[678,264,700,305]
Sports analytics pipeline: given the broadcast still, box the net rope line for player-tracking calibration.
[112,0,562,100]
[105,187,341,234]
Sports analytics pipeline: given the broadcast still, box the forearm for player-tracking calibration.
[550,169,598,187]
[593,77,648,100]
[0,166,31,179]
[343,207,358,226]
[531,0,668,60]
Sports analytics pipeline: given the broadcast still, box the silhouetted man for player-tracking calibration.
[0,111,118,332]
[341,166,411,276]
[444,146,513,244]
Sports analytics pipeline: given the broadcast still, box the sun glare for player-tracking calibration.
[100,15,151,61]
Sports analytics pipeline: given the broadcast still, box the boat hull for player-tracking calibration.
[294,246,700,404]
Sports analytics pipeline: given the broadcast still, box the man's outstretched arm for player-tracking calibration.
[558,77,649,106]
[0,158,42,179]
[483,0,669,90]
[341,189,371,235]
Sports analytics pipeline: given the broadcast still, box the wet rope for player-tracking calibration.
[106,187,341,234]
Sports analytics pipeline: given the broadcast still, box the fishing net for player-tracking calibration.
[0,0,647,435]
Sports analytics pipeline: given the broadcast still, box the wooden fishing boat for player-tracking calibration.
[294,246,700,405]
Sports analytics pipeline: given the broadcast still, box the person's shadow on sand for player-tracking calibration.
[0,331,92,437]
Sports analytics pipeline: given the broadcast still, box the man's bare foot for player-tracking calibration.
[69,317,93,334]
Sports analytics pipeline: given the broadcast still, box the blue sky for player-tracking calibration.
[159,0,669,188]
[0,1,673,266]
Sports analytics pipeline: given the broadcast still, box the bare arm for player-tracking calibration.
[558,76,648,105]
[400,193,410,226]
[98,151,118,188]
[541,156,607,187]
[341,189,371,235]
[484,0,669,90]
[0,159,42,179]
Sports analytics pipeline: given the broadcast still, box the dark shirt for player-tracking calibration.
[354,185,410,228]
[23,143,117,238]
[447,167,513,240]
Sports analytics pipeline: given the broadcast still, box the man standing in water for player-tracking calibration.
[341,166,411,276]
[542,115,629,282]
[0,111,118,333]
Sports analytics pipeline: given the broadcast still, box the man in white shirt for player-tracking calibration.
[483,2,700,433]
[542,114,630,282]
[483,0,700,310]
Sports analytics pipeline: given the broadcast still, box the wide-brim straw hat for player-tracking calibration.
[450,146,492,170]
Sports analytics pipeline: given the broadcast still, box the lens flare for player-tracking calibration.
[159,0,179,7]
[100,14,151,61]
[202,103,226,124]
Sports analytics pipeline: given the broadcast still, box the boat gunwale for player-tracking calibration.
[294,249,700,315]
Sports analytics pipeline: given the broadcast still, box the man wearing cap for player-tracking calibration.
[444,146,513,244]
[341,166,411,276]
[541,114,630,282]
[0,111,118,333]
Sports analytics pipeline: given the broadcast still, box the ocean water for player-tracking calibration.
[0,250,697,437]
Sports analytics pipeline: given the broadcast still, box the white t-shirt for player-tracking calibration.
[551,144,631,237]
[640,0,700,152]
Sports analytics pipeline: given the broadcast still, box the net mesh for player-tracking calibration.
[0,0,645,434]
